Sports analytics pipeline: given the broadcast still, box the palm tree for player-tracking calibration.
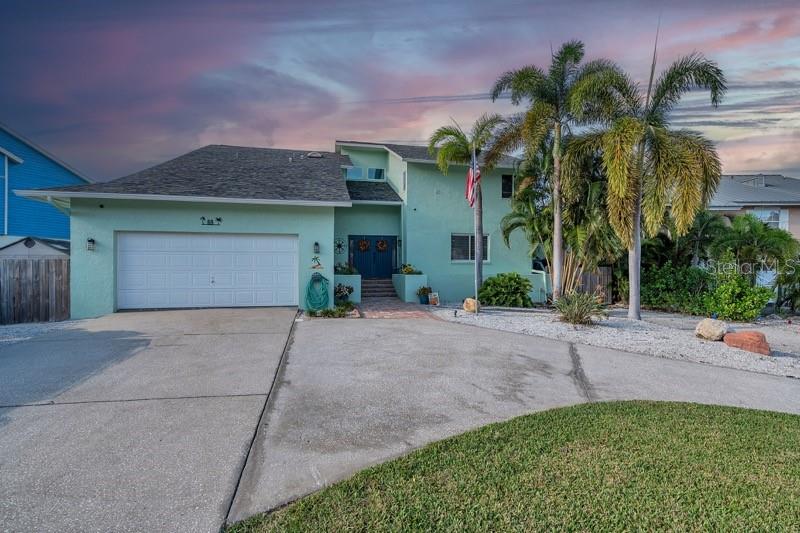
[428,113,504,292]
[676,210,730,266]
[564,41,727,319]
[487,40,619,300]
[709,214,799,282]
[502,145,622,296]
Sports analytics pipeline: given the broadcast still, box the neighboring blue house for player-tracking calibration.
[0,123,91,242]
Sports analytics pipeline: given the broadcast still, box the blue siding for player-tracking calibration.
[1,129,87,239]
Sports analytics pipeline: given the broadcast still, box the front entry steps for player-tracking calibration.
[361,279,397,298]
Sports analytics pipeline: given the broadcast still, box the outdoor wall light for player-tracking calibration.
[86,238,96,251]
[313,241,320,254]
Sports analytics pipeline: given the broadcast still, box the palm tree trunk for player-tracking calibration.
[552,121,563,301]
[628,184,642,320]
[474,182,484,293]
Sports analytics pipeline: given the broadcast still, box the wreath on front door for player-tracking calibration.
[376,239,388,252]
[358,239,370,252]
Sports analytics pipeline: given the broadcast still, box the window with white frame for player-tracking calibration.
[451,234,489,261]
[750,208,788,230]
[343,166,363,180]
[368,168,385,180]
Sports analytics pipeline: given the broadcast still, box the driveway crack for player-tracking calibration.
[568,343,597,402]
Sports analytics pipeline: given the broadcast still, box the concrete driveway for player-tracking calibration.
[229,316,800,523]
[0,308,296,533]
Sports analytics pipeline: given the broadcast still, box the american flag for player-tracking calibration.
[465,153,480,207]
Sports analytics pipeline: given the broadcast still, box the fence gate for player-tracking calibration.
[578,266,613,304]
[0,258,70,325]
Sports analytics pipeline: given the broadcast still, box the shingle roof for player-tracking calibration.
[42,145,352,204]
[729,174,800,195]
[336,140,520,168]
[345,180,402,202]
[710,176,800,209]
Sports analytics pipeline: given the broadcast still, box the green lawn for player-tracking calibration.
[229,401,800,532]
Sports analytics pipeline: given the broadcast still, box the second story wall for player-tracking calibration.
[1,128,87,239]
[404,162,530,301]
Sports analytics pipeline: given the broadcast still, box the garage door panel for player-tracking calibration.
[117,232,298,309]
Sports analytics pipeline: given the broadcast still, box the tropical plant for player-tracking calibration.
[488,40,620,301]
[501,146,622,296]
[416,286,432,297]
[641,262,711,315]
[704,256,772,321]
[554,291,608,325]
[642,211,729,268]
[428,113,504,290]
[477,272,533,308]
[709,214,799,283]
[775,256,800,313]
[564,40,727,319]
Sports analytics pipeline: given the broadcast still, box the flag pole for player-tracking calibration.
[472,144,479,315]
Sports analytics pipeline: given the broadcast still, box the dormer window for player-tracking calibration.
[343,166,385,180]
[343,166,363,180]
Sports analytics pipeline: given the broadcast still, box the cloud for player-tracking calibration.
[1,0,799,178]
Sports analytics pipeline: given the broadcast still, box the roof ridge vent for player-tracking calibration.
[307,151,323,158]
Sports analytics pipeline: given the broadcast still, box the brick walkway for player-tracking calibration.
[357,297,432,319]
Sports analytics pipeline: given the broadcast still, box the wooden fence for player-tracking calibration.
[0,258,70,325]
[578,266,613,304]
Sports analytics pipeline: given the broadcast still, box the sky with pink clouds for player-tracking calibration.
[1,0,799,180]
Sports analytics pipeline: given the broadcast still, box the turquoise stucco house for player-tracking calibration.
[1,122,91,244]
[19,141,546,319]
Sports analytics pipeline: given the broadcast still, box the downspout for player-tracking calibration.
[3,154,7,235]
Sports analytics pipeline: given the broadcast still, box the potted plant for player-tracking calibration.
[416,286,432,304]
[400,263,422,275]
[335,283,354,303]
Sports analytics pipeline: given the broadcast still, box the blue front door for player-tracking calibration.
[350,235,397,278]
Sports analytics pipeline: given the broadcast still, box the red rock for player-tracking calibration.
[723,331,771,356]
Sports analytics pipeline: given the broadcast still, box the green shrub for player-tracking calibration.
[311,301,355,318]
[478,273,533,308]
[704,267,772,322]
[554,291,608,325]
[641,262,711,315]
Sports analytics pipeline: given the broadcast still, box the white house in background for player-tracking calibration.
[0,236,69,258]
[709,175,800,239]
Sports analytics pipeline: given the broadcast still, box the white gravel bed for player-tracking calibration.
[432,307,800,379]
[0,320,81,345]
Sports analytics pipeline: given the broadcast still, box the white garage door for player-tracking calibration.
[117,232,298,309]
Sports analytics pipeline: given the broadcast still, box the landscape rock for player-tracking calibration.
[723,331,771,356]
[695,318,728,341]
[463,298,480,313]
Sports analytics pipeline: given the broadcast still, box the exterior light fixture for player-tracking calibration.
[313,241,320,254]
[87,238,96,251]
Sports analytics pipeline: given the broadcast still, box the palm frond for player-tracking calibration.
[569,62,642,123]
[521,101,556,152]
[600,117,645,246]
[483,113,525,167]
[662,129,721,236]
[490,65,549,104]
[549,40,585,92]
[649,52,727,115]
[562,130,603,203]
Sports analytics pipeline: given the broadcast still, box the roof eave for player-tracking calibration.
[350,200,403,206]
[404,158,517,169]
[0,146,24,164]
[14,190,352,208]
[0,122,93,183]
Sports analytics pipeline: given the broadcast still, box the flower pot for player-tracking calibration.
[418,294,429,305]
